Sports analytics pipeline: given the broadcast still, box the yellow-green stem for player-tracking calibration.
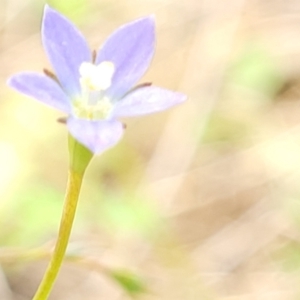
[32,170,83,300]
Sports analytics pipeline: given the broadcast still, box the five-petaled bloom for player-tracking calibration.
[8,5,186,154]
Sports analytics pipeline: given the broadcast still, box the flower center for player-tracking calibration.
[73,61,115,120]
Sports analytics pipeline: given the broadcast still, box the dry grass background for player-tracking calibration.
[1,0,300,299]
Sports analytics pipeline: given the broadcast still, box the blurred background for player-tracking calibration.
[1,0,300,299]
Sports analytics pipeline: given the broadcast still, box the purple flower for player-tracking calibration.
[8,5,186,154]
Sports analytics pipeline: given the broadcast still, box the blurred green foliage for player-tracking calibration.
[99,193,162,238]
[283,196,300,228]
[228,45,284,97]
[202,111,250,144]
[47,0,89,21]
[0,183,63,246]
[278,242,300,272]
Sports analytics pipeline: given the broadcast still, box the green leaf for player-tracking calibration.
[108,269,147,296]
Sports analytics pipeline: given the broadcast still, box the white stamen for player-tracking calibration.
[79,61,115,91]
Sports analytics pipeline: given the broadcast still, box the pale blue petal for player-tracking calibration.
[8,72,71,113]
[112,86,187,117]
[96,17,155,100]
[42,5,91,97]
[67,117,124,154]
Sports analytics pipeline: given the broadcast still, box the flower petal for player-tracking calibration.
[96,17,155,100]
[67,117,124,154]
[8,72,71,113]
[42,5,91,97]
[112,86,187,117]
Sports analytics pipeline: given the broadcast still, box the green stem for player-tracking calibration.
[32,135,93,300]
[32,170,83,300]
